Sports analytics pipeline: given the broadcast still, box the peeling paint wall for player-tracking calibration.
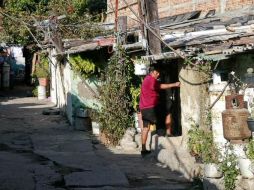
[50,50,73,124]
[50,49,101,126]
[179,63,210,143]
[70,74,100,111]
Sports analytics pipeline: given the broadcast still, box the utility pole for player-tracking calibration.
[139,0,161,55]
[117,16,127,46]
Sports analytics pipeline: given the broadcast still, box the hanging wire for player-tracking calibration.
[121,0,199,66]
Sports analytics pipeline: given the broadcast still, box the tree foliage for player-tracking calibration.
[0,0,107,44]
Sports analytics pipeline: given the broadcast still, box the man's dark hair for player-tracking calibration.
[149,64,160,73]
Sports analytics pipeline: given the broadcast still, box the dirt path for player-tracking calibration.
[93,142,194,189]
[0,86,198,189]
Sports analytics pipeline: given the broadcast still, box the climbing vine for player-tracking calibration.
[98,47,135,145]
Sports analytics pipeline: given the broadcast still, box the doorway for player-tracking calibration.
[157,59,182,136]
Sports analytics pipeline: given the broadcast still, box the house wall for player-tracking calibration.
[209,54,254,149]
[179,63,210,139]
[50,49,73,124]
[50,50,100,126]
[70,74,100,116]
[106,0,254,27]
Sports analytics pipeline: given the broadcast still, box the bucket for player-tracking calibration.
[204,163,222,178]
[92,122,100,135]
[238,158,254,178]
[38,85,46,100]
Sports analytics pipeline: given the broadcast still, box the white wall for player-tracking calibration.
[49,49,73,125]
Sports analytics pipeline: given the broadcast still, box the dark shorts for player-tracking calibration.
[164,99,173,114]
[141,106,160,128]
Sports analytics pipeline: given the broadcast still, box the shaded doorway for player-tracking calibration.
[157,60,182,136]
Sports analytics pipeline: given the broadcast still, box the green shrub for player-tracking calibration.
[187,121,220,164]
[98,47,134,145]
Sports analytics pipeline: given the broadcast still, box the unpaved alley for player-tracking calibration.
[0,87,195,190]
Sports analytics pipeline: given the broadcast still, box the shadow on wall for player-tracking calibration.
[66,92,99,127]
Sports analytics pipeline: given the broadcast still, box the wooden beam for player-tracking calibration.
[143,0,161,55]
[117,16,127,45]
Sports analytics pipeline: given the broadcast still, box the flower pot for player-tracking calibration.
[238,158,254,178]
[38,78,49,87]
[204,163,222,178]
[247,119,254,132]
[134,63,148,75]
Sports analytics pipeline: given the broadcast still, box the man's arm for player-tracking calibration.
[159,82,180,89]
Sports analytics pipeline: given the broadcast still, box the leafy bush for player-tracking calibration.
[130,85,141,112]
[187,121,220,164]
[98,47,134,145]
[69,55,98,79]
[247,140,254,161]
[34,53,50,78]
[219,144,239,190]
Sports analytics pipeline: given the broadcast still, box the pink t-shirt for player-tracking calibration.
[139,74,160,110]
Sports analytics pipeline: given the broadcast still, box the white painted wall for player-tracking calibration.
[49,49,73,125]
[209,82,231,147]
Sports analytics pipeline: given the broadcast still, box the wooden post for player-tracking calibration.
[141,0,161,55]
[117,16,127,46]
[137,0,145,38]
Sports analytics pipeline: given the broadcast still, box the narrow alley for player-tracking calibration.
[0,86,194,190]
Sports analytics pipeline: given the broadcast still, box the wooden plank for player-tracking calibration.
[143,0,161,55]
[56,42,99,55]
[204,50,222,55]
[117,16,127,45]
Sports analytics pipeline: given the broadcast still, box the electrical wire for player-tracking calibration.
[122,0,204,68]
[0,11,43,49]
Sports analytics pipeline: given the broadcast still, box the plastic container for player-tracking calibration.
[38,85,46,100]
[134,63,148,75]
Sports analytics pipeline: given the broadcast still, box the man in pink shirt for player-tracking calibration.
[139,65,180,157]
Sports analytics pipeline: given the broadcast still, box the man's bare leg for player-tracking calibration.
[165,114,173,136]
[141,124,150,151]
[141,123,151,157]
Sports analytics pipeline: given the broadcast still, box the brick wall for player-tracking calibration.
[106,0,254,27]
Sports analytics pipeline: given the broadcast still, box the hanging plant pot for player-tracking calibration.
[204,163,222,178]
[134,63,148,75]
[247,118,254,132]
[133,59,149,76]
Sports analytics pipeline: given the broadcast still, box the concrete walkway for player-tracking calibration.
[0,87,193,189]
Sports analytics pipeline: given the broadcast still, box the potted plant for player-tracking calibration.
[187,122,222,178]
[187,122,205,162]
[239,140,254,178]
[219,143,240,190]
[34,54,50,86]
[36,66,49,86]
[202,131,222,178]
